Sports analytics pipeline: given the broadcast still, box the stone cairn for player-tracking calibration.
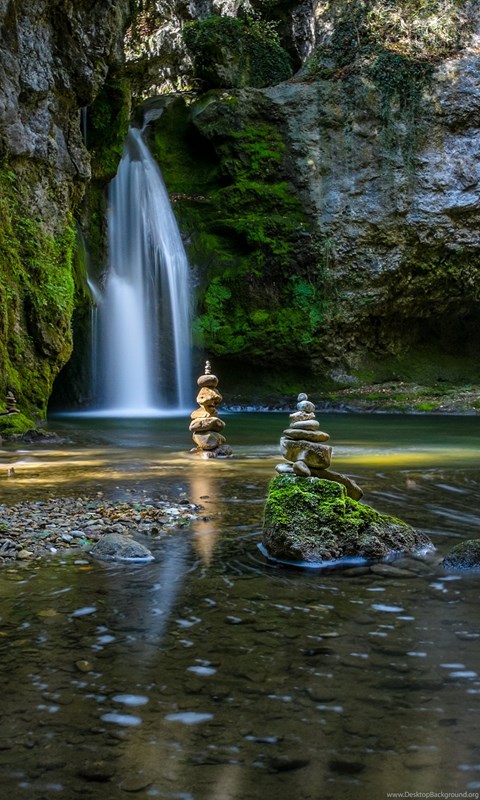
[190,361,233,458]
[0,391,19,416]
[275,392,363,500]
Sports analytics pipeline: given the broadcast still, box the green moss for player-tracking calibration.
[87,75,132,183]
[183,15,292,89]
[263,475,428,563]
[442,539,480,570]
[0,413,36,436]
[0,167,77,418]
[147,97,331,369]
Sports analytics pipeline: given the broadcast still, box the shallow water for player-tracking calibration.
[1,412,480,800]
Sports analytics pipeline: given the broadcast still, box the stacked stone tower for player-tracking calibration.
[275,392,363,500]
[189,361,233,458]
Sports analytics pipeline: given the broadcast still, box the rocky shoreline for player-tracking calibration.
[0,493,199,565]
[225,383,480,415]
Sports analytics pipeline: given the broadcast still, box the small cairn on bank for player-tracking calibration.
[275,392,363,500]
[0,391,19,416]
[190,361,233,458]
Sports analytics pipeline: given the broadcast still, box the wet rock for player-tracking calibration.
[280,437,332,469]
[267,755,309,773]
[89,533,154,563]
[328,757,365,774]
[262,475,432,564]
[441,539,480,570]
[275,393,360,499]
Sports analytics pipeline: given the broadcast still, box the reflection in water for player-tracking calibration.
[0,413,480,798]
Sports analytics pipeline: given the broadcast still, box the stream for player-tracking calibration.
[0,411,480,800]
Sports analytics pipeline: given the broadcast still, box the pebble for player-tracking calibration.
[0,495,199,563]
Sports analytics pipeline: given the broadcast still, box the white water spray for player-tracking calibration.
[96,126,192,416]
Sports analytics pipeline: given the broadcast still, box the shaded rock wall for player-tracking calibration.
[145,0,480,392]
[0,0,130,417]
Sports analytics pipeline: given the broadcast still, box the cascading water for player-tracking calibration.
[96,126,192,416]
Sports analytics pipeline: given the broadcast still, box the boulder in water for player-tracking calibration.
[441,539,480,570]
[262,475,432,564]
[89,533,154,563]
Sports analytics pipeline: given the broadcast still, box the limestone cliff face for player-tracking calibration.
[263,49,480,382]
[147,0,480,390]
[0,0,129,419]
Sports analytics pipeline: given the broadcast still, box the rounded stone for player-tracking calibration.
[292,460,311,477]
[196,387,222,407]
[275,463,294,474]
[89,533,154,563]
[442,539,480,570]
[297,393,308,401]
[189,417,225,433]
[192,431,226,450]
[297,400,315,413]
[197,374,219,388]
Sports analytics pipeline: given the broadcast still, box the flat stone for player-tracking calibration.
[309,467,363,500]
[289,411,315,423]
[190,407,216,420]
[280,437,332,469]
[189,416,225,433]
[290,419,320,430]
[283,428,330,442]
[197,374,219,388]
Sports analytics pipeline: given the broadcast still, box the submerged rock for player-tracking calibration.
[89,533,154,563]
[262,475,432,564]
[441,539,480,570]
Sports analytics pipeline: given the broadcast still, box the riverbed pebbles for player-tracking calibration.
[0,493,199,563]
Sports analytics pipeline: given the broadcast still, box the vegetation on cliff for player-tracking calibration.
[0,167,76,424]
[183,15,292,89]
[147,93,332,379]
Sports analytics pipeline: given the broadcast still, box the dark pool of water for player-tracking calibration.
[1,412,480,799]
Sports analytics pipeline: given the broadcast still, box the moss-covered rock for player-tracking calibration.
[0,413,37,437]
[441,540,480,571]
[183,15,292,90]
[262,475,432,564]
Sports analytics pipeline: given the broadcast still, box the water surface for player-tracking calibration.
[1,412,480,799]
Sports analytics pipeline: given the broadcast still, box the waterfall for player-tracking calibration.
[96,126,192,416]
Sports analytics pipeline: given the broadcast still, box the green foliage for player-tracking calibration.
[0,167,76,417]
[0,412,36,436]
[304,0,471,156]
[183,15,292,89]
[88,76,132,182]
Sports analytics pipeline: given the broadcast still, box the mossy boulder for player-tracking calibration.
[262,475,432,564]
[0,413,36,438]
[441,540,480,571]
[183,16,292,90]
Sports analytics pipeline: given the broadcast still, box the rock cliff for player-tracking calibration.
[1,1,480,416]
[0,0,129,421]
[146,1,480,394]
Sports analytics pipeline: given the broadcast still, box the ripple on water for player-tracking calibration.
[101,712,143,726]
[164,712,214,725]
[112,694,149,706]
